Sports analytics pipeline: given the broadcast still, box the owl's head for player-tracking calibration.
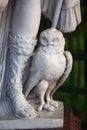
[39,28,65,53]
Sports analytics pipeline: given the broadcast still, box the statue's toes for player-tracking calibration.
[38,105,43,112]
[15,103,37,118]
[15,109,29,117]
[24,104,37,118]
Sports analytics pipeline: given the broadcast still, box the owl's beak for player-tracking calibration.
[49,42,55,47]
[50,42,54,45]
[50,42,53,45]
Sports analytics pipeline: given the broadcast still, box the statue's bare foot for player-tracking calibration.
[49,100,59,108]
[11,94,37,118]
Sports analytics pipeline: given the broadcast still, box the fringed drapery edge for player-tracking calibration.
[58,2,81,33]
[41,0,81,33]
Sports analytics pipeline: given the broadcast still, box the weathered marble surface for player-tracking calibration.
[24,28,73,113]
[0,100,63,129]
[0,0,80,118]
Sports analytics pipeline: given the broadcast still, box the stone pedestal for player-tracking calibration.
[0,100,64,130]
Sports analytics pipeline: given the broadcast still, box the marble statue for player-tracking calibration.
[24,28,73,112]
[0,0,81,118]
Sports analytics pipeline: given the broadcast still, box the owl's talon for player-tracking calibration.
[38,105,43,111]
[50,100,59,108]
[43,104,55,111]
[38,104,55,112]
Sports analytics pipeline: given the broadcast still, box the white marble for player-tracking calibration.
[24,28,73,112]
[0,0,80,119]
[0,101,64,129]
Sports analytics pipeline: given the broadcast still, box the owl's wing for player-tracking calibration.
[24,52,49,98]
[52,51,73,95]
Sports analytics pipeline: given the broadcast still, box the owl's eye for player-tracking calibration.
[52,38,59,43]
[42,37,48,44]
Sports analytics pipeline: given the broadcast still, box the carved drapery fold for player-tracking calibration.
[41,0,81,32]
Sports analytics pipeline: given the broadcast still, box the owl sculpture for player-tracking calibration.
[24,28,73,111]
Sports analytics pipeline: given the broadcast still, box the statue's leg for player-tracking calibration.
[10,0,41,37]
[0,0,9,23]
[7,0,41,117]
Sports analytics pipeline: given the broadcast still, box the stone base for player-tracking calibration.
[0,100,64,129]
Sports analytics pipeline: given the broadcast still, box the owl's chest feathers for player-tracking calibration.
[44,53,66,81]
